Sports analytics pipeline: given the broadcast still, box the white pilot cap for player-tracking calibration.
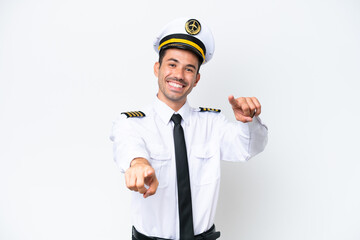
[153,18,215,64]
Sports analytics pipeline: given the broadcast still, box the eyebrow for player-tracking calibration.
[167,58,197,70]
[167,58,179,63]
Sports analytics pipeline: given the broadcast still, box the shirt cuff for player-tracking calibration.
[114,146,150,173]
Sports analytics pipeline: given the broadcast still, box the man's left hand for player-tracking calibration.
[228,95,262,123]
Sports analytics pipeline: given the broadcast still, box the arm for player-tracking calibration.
[110,115,159,198]
[220,95,268,161]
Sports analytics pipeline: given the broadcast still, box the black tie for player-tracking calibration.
[171,114,194,240]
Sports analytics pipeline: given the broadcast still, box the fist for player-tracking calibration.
[125,158,159,198]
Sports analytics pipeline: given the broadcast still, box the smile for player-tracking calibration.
[168,81,184,89]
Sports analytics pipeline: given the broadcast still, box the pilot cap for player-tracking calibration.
[153,18,215,64]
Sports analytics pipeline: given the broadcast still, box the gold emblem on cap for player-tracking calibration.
[185,19,201,35]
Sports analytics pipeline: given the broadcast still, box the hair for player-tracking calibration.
[158,48,202,74]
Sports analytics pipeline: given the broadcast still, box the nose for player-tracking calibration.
[173,67,184,80]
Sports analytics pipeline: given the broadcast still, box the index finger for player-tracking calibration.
[228,95,238,107]
[144,175,159,198]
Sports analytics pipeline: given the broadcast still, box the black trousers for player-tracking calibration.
[132,225,220,240]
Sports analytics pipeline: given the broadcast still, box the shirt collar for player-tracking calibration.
[153,96,192,126]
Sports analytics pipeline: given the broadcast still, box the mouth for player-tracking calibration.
[166,79,186,91]
[168,81,184,89]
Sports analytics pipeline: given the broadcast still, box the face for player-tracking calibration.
[154,48,201,110]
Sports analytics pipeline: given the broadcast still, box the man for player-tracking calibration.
[111,18,268,240]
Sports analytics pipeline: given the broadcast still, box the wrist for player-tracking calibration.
[130,157,149,167]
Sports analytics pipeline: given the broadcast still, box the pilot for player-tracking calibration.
[111,17,268,240]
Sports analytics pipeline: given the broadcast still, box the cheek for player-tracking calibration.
[188,75,198,85]
[159,69,170,79]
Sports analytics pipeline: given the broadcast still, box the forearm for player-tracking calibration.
[220,116,268,162]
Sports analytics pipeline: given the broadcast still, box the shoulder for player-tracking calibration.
[117,104,153,121]
[112,109,150,135]
[113,107,150,126]
[113,104,157,127]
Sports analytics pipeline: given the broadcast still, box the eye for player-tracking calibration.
[169,63,176,68]
[186,68,194,73]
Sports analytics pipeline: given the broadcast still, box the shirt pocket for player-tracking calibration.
[191,143,220,186]
[148,144,171,188]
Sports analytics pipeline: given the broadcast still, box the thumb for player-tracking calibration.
[235,114,253,123]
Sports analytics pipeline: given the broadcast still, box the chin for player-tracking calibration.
[166,94,186,102]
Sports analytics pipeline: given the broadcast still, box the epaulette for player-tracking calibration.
[121,111,146,118]
[199,107,221,113]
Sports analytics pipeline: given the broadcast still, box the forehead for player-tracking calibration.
[162,48,199,65]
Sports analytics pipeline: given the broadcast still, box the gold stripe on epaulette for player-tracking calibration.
[121,111,146,118]
[199,107,221,113]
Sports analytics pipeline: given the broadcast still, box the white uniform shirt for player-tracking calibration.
[110,97,268,239]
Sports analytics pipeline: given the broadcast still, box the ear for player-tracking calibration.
[193,73,201,87]
[154,62,160,77]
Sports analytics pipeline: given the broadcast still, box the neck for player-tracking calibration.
[156,95,186,112]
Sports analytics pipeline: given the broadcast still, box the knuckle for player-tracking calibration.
[147,167,154,175]
[136,182,144,189]
[126,181,134,189]
[125,178,131,186]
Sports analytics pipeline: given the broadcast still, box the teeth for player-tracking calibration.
[169,82,183,88]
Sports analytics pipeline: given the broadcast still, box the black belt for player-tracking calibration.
[132,225,221,240]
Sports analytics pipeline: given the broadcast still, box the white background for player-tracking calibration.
[1,0,360,239]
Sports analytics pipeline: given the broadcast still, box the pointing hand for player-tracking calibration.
[228,95,262,123]
[125,158,159,198]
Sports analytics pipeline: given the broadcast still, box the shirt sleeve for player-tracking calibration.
[218,114,268,162]
[110,114,150,173]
